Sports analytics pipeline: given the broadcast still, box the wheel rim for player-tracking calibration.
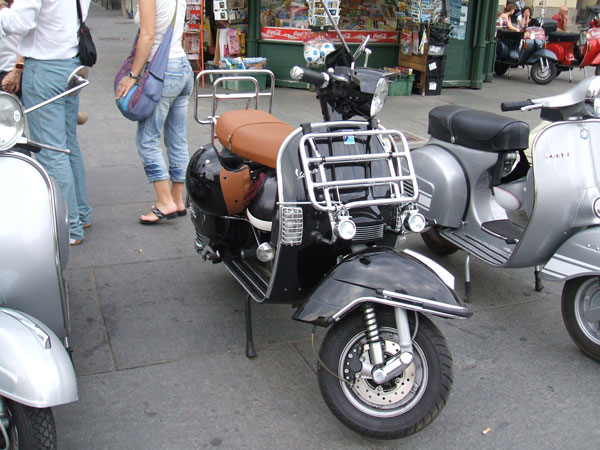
[0,403,18,450]
[338,327,428,418]
[574,278,600,345]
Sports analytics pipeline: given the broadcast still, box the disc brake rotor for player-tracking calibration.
[347,336,417,407]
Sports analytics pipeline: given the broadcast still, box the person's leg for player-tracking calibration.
[22,58,84,241]
[65,66,92,227]
[136,83,177,222]
[163,58,194,212]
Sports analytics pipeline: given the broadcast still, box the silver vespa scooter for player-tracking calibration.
[0,66,89,448]
[411,76,600,362]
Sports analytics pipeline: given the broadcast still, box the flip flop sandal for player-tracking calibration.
[177,208,187,217]
[139,206,177,225]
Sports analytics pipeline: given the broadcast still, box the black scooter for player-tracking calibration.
[495,19,558,84]
[186,35,471,439]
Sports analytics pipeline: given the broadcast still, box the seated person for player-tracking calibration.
[498,4,520,31]
[553,6,568,31]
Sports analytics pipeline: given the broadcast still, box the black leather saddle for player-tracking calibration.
[428,105,530,152]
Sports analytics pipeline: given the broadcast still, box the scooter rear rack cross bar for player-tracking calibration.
[193,69,276,145]
[298,127,419,212]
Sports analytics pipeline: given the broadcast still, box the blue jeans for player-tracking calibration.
[22,57,91,241]
[136,57,194,183]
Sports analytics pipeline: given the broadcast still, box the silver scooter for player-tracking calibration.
[411,76,600,362]
[0,66,89,448]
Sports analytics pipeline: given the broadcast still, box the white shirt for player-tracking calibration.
[135,0,186,60]
[0,34,19,72]
[0,0,90,60]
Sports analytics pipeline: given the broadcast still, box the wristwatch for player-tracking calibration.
[15,63,24,70]
[127,72,141,80]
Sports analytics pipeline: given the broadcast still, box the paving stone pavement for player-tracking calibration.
[52,4,600,449]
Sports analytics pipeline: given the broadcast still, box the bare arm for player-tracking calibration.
[115,0,156,99]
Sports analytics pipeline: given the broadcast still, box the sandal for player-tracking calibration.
[139,206,177,225]
[177,208,187,217]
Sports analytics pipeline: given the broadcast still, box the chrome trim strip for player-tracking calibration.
[331,296,469,322]
[0,308,51,349]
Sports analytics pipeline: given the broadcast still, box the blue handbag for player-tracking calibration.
[114,3,177,121]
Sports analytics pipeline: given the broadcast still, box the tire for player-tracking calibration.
[317,308,453,439]
[561,277,600,362]
[421,228,458,256]
[530,59,557,85]
[0,398,57,449]
[494,61,510,76]
[595,65,600,76]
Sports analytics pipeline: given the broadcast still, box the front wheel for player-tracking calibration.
[318,308,452,439]
[530,59,557,85]
[0,398,57,449]
[561,277,600,361]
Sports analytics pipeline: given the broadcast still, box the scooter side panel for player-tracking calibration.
[0,153,69,339]
[541,228,600,281]
[412,140,497,228]
[293,248,468,325]
[0,308,77,407]
[509,120,600,267]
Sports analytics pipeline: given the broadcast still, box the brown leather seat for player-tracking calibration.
[215,110,295,168]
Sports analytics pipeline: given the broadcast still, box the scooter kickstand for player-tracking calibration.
[534,266,544,292]
[464,254,471,303]
[245,295,257,358]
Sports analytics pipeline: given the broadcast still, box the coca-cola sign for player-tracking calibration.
[260,27,397,44]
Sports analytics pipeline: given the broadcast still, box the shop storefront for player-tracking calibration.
[186,0,499,89]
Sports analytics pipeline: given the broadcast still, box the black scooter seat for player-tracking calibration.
[428,105,529,152]
[547,32,580,43]
[496,29,524,40]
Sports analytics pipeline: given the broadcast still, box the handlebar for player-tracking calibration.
[290,66,329,88]
[501,99,533,111]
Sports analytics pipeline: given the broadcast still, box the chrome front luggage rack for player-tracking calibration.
[298,126,419,212]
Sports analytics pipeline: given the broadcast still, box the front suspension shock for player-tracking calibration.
[363,303,385,366]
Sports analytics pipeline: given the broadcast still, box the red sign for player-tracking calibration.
[260,27,398,44]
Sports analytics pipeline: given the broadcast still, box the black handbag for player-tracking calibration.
[76,0,97,67]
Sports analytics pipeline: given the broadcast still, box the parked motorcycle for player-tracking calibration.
[0,66,89,448]
[411,76,600,362]
[543,17,600,79]
[495,23,558,84]
[186,18,471,440]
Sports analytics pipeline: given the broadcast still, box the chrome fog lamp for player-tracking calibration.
[594,198,600,218]
[335,218,357,240]
[256,242,275,262]
[585,77,600,116]
[406,212,427,233]
[0,92,24,151]
[370,78,388,117]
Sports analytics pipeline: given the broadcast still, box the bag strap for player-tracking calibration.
[76,0,83,23]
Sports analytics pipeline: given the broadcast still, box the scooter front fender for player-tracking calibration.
[527,49,558,65]
[541,228,600,282]
[293,248,471,326]
[0,308,77,408]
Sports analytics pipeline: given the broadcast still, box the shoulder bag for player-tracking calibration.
[114,2,177,122]
[77,0,97,67]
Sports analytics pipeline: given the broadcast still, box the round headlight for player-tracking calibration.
[406,212,427,233]
[335,218,356,240]
[0,92,24,151]
[594,198,600,218]
[370,78,389,118]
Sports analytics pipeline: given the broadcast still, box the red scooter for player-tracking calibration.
[544,17,600,78]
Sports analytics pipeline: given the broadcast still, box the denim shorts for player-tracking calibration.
[136,57,194,183]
